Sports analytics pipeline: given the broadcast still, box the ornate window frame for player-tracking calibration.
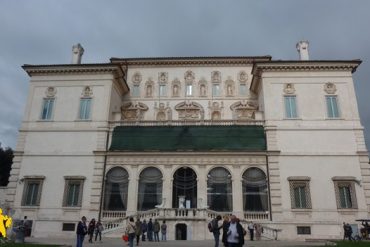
[21,175,45,207]
[62,176,85,207]
[288,176,312,209]
[332,176,358,210]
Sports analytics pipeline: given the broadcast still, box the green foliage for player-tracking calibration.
[331,240,370,247]
[0,144,14,186]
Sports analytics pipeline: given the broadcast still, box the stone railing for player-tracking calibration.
[102,210,127,219]
[109,119,264,127]
[243,211,269,221]
[259,225,282,240]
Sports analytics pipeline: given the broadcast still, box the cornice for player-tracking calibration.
[110,56,272,67]
[22,64,123,76]
[250,60,362,94]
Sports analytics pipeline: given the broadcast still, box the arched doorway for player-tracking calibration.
[103,167,129,211]
[175,223,187,240]
[242,168,268,211]
[172,167,197,208]
[137,167,163,211]
[207,167,232,211]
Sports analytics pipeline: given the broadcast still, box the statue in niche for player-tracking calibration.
[227,84,233,96]
[155,102,172,121]
[173,85,179,96]
[211,111,221,120]
[200,84,206,96]
[146,85,153,97]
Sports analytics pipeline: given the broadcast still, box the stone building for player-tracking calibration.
[3,42,369,240]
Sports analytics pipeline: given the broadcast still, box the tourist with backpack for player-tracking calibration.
[209,215,223,247]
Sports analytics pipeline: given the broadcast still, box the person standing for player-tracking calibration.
[135,218,142,246]
[161,220,167,241]
[94,221,103,242]
[221,216,230,247]
[76,216,87,247]
[147,218,153,241]
[226,215,245,247]
[212,215,223,247]
[248,221,254,241]
[125,217,136,247]
[254,223,263,241]
[87,218,96,243]
[141,219,147,241]
[153,219,160,242]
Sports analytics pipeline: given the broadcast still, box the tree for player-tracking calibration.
[0,143,13,186]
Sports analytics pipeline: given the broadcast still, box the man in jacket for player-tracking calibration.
[76,216,87,247]
[224,215,245,247]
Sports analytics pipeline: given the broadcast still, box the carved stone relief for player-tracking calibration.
[211,71,221,83]
[132,72,142,85]
[155,102,172,121]
[172,78,181,97]
[324,82,337,94]
[184,70,195,83]
[198,78,207,97]
[45,87,56,97]
[158,72,168,84]
[82,86,93,97]
[225,77,235,97]
[208,101,224,120]
[175,101,204,120]
[121,102,148,121]
[284,83,295,94]
[238,71,248,83]
[145,78,154,97]
[230,100,258,120]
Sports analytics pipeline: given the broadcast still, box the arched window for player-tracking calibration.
[137,167,163,211]
[103,167,129,211]
[207,167,232,211]
[242,168,268,212]
[172,167,197,208]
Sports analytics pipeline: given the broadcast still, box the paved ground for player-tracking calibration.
[26,237,330,247]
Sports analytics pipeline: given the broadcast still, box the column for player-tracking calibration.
[197,165,207,209]
[162,165,172,208]
[126,165,138,215]
[232,165,243,217]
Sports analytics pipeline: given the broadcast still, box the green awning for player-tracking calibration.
[109,125,266,151]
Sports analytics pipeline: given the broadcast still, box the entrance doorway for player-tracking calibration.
[175,223,187,240]
[173,167,197,208]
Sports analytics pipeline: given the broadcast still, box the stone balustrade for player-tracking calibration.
[110,119,264,127]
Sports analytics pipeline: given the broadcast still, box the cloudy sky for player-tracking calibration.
[0,0,369,149]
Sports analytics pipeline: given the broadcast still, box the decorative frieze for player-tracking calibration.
[230,100,258,120]
[121,102,148,121]
[175,101,204,120]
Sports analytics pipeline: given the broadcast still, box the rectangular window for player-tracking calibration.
[79,98,91,120]
[132,85,140,97]
[62,223,76,231]
[212,84,220,96]
[239,84,247,96]
[326,96,339,118]
[297,226,311,235]
[22,178,44,206]
[63,178,84,207]
[333,179,357,209]
[41,98,54,120]
[159,85,167,97]
[284,96,297,118]
[186,84,193,96]
[288,178,311,209]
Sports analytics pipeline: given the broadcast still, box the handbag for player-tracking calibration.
[122,234,129,242]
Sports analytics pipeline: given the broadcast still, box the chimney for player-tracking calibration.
[296,41,309,60]
[72,43,84,64]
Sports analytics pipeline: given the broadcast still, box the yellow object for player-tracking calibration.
[0,208,12,238]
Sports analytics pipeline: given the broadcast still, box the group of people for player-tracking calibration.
[210,215,263,247]
[125,217,167,247]
[76,216,104,247]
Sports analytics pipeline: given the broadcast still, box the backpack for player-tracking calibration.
[208,220,214,232]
